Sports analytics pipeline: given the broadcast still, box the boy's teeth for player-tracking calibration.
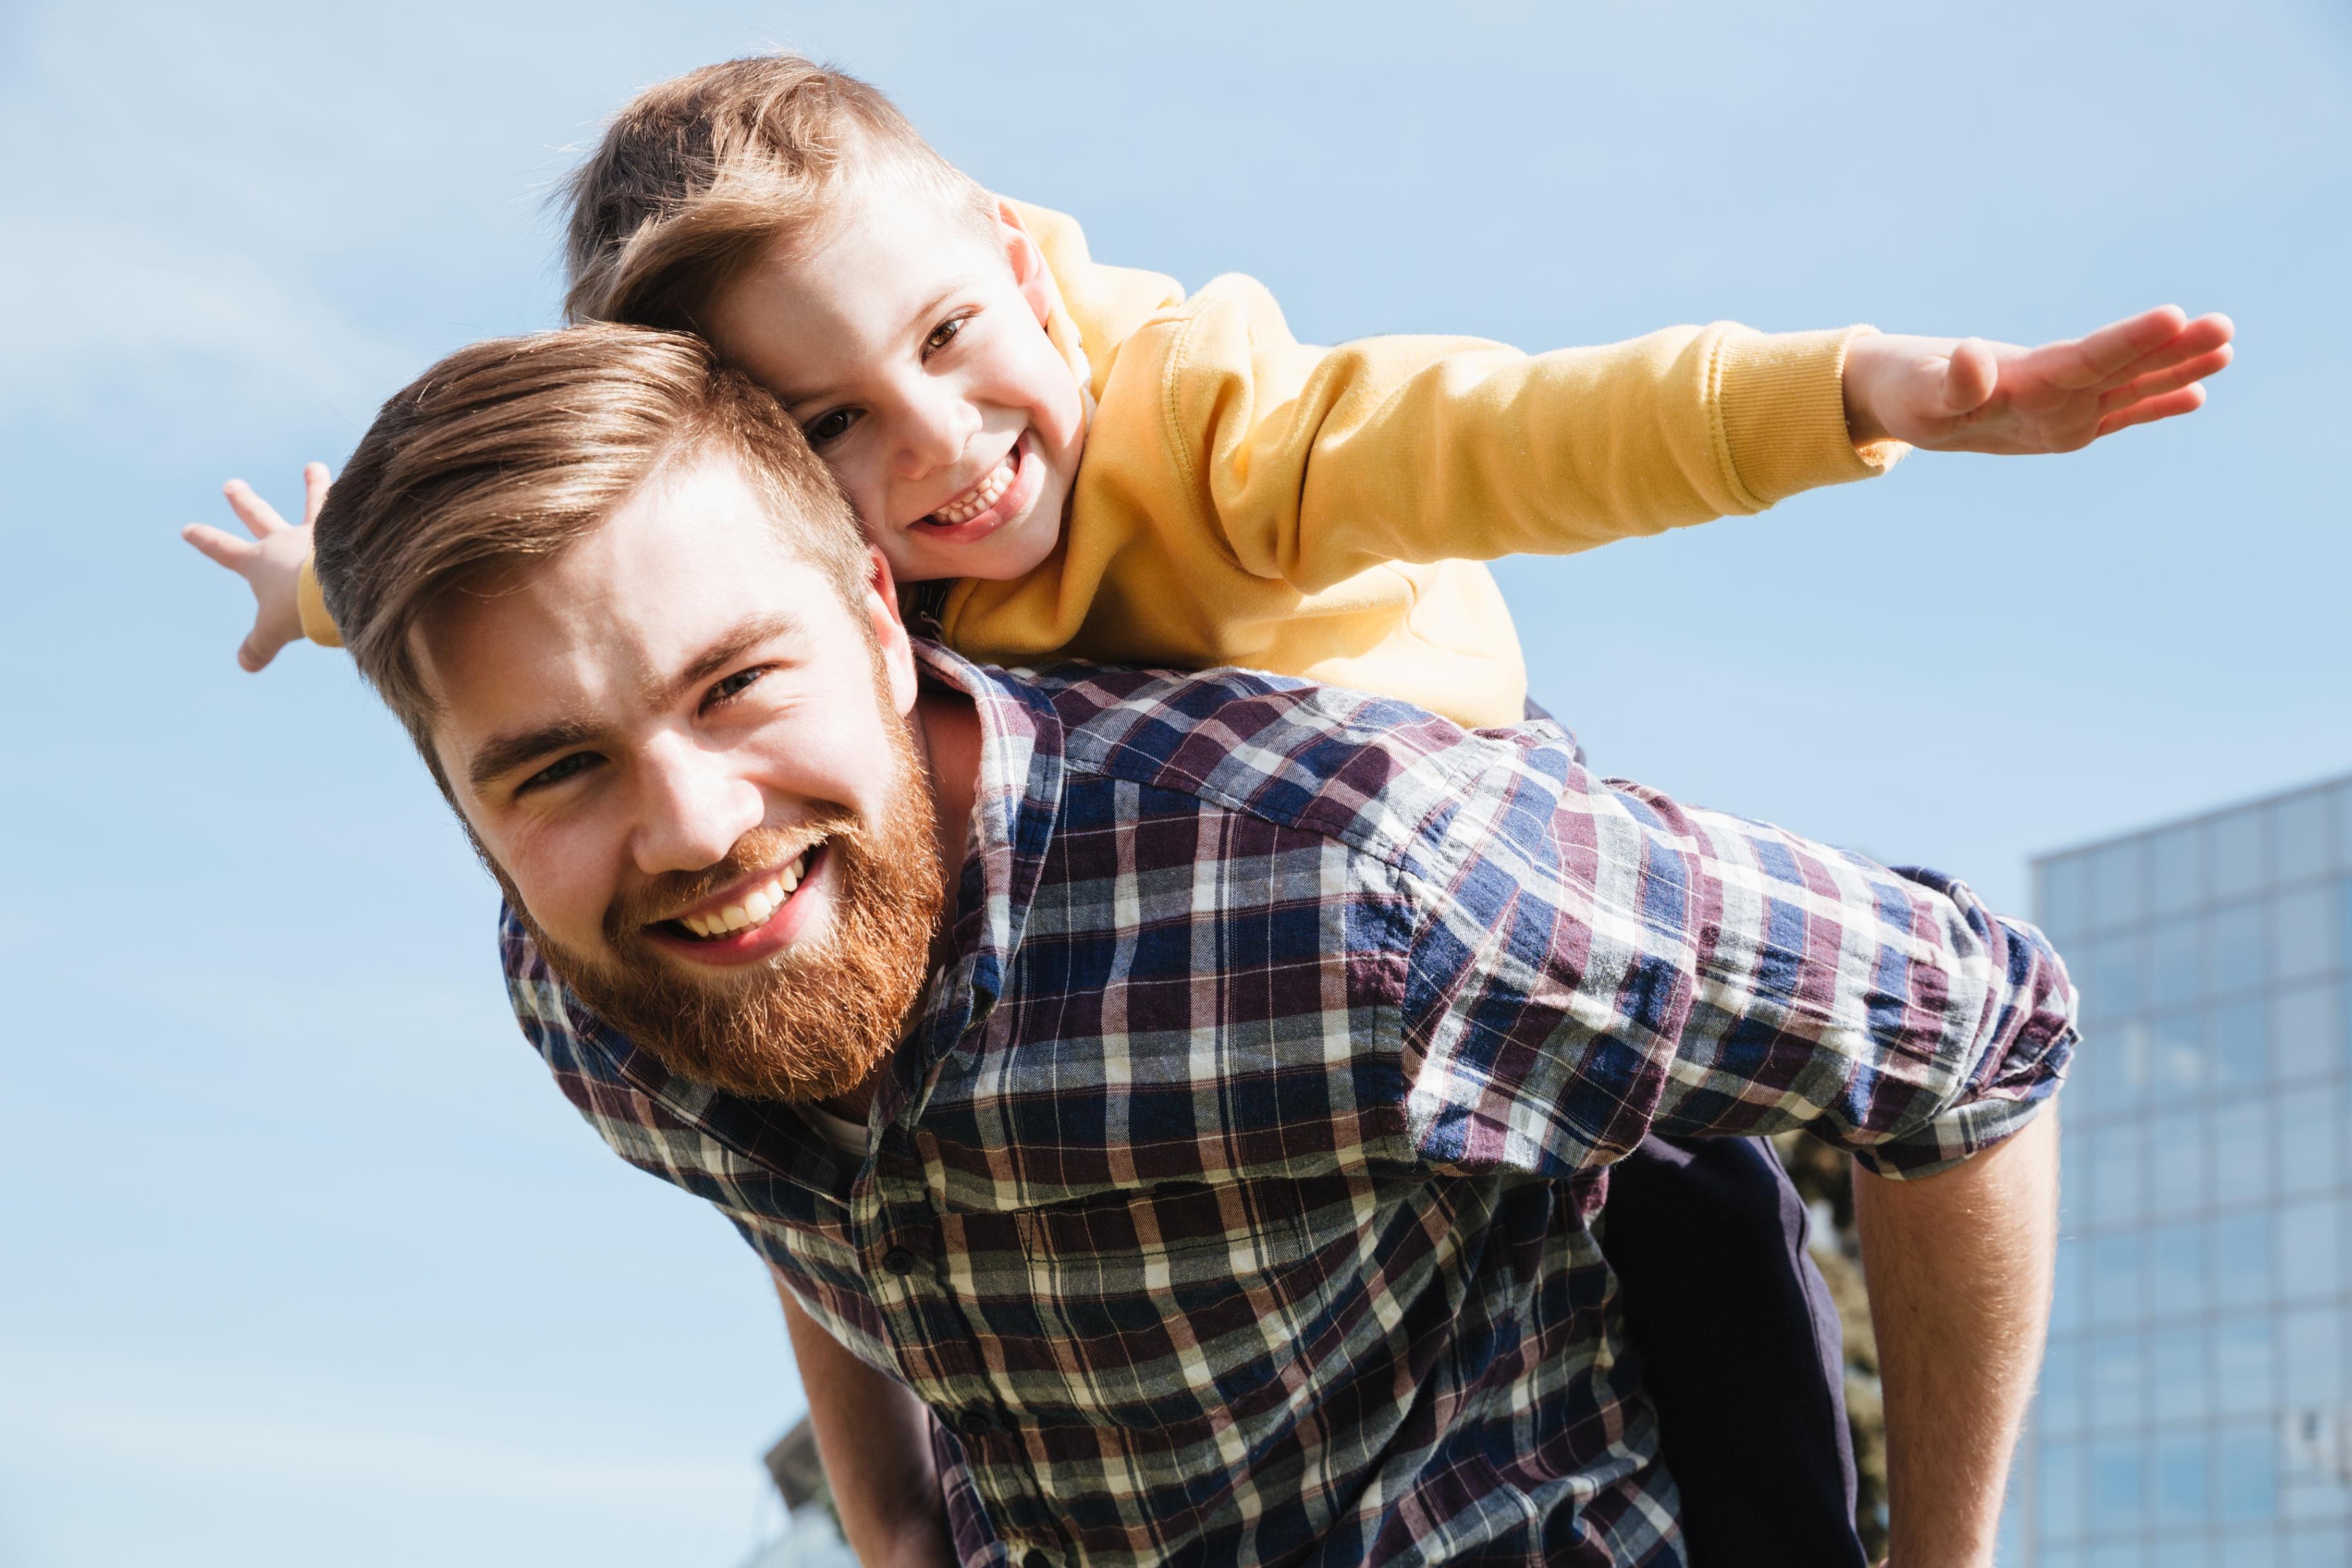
[930,452,1016,524]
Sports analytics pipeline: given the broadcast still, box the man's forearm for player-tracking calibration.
[774,1271,952,1567]
[1854,1108,2059,1568]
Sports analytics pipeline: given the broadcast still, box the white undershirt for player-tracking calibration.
[798,1102,869,1154]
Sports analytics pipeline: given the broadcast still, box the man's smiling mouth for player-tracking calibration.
[665,843,821,941]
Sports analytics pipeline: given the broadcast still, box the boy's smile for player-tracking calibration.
[703,179,1086,585]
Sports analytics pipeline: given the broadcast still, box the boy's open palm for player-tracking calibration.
[182,462,329,671]
[1845,306,2233,455]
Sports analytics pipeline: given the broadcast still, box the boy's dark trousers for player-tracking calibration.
[1599,1135,1871,1568]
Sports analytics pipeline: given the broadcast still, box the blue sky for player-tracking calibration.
[1,3,2346,1563]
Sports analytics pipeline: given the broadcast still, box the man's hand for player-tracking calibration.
[181,462,329,671]
[1844,306,2233,453]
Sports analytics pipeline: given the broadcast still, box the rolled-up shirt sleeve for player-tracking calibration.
[1398,742,2077,1183]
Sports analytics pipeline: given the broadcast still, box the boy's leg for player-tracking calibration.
[1600,1135,1869,1568]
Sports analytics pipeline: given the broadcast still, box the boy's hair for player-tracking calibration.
[313,324,869,775]
[563,54,997,332]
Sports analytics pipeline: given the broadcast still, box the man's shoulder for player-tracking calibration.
[1007,661,1580,871]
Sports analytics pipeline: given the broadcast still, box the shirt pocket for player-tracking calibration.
[1010,1175,1335,1434]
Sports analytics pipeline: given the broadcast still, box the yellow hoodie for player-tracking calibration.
[300,201,1900,728]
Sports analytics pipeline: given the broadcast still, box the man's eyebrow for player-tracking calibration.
[467,717,602,793]
[465,612,802,794]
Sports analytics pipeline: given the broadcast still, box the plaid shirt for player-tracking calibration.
[502,644,2075,1567]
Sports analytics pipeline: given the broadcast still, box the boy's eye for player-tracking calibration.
[805,408,861,446]
[517,752,600,796]
[923,315,970,357]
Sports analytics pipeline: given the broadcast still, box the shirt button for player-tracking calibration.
[882,1248,917,1276]
[955,1408,996,1436]
[1022,1552,1050,1568]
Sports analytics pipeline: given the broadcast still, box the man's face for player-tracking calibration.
[701,182,1086,585]
[420,451,944,1102]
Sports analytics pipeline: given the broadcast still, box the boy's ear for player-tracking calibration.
[859,545,921,715]
[995,200,1054,328]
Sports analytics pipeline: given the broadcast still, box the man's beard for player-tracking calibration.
[503,727,946,1104]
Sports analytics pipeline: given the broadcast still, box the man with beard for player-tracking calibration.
[311,324,2073,1568]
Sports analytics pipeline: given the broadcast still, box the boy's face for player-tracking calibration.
[703,184,1086,584]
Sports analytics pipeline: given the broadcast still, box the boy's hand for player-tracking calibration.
[181,462,329,671]
[1843,306,2233,454]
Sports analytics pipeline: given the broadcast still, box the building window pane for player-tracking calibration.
[2040,1335,2084,1433]
[2214,902,2268,996]
[2288,1525,2351,1567]
[2154,1430,2210,1525]
[2088,1542,2141,1568]
[2089,1435,2145,1531]
[2214,1211,2275,1312]
[2089,933,2144,1025]
[2220,1421,2281,1521]
[2211,997,2269,1088]
[2151,823,2205,916]
[2149,1324,2207,1424]
[2092,1232,2144,1326]
[2277,887,2338,983]
[2152,1540,2213,1568]
[2217,1315,2279,1416]
[2144,1010,2206,1103]
[2052,1235,2086,1335]
[2280,1088,2340,1194]
[2276,791,2330,885]
[2145,1108,2205,1216]
[2042,854,2092,940]
[2277,1197,2340,1302]
[2041,1436,2086,1539]
[2094,1122,2144,1228]
[2148,914,2204,1010]
[2094,841,2148,931]
[2275,981,2342,1083]
[2214,1099,2275,1206]
[2091,1331,2145,1431]
[2147,1221,2204,1318]
[2283,1309,2346,1405]
[2216,809,2269,900]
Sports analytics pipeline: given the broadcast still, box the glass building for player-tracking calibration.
[2008,772,2352,1567]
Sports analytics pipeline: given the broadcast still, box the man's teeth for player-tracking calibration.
[680,851,810,939]
[928,452,1016,525]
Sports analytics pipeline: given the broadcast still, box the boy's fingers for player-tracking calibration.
[237,631,278,673]
[182,522,257,571]
[1941,340,1998,414]
[2107,313,2236,385]
[2099,344,2233,411]
[2059,305,2191,388]
[302,462,332,526]
[2093,382,2207,440]
[222,478,288,537]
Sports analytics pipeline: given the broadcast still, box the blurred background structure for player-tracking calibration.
[1,3,2346,1564]
[2012,774,2352,1566]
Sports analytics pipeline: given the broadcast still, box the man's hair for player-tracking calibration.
[312,324,869,772]
[562,54,997,332]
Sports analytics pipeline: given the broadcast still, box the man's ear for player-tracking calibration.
[996,199,1055,329]
[859,545,921,717]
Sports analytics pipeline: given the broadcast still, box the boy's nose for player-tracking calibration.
[629,736,765,877]
[888,380,981,481]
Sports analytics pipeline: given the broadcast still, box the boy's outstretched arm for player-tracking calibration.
[181,461,331,671]
[1843,305,2233,453]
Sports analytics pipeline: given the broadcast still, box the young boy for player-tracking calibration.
[184,54,2225,1563]
[191,59,2229,714]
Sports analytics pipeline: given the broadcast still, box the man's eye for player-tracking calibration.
[517,752,600,796]
[805,407,861,446]
[923,315,970,358]
[705,667,767,707]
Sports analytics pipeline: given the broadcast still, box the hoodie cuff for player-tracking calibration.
[297,554,344,647]
[1714,325,1907,509]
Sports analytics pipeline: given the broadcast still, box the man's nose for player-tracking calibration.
[629,736,765,877]
[887,375,980,482]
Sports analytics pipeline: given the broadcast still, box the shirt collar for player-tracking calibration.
[877,642,1065,1122]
